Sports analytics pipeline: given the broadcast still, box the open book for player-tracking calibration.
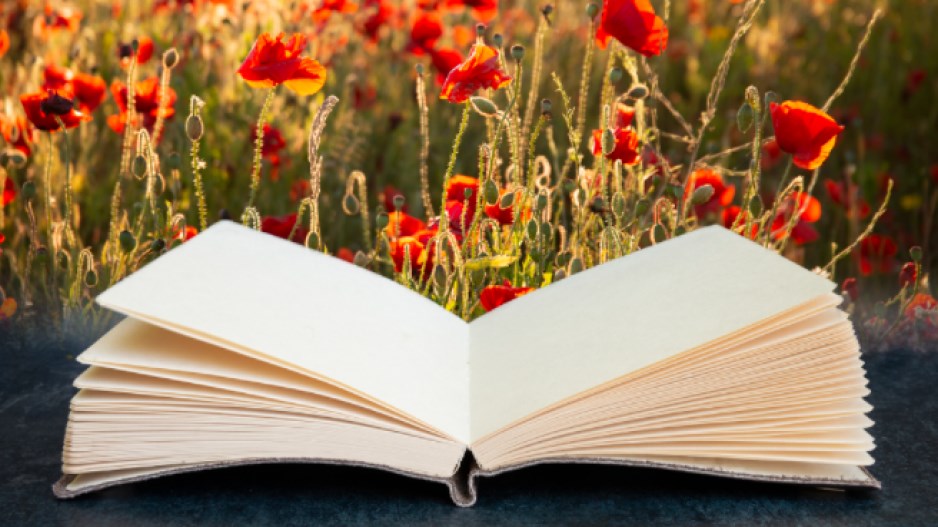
[53,221,878,506]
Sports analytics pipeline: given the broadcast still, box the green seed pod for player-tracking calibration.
[150,238,166,252]
[529,248,543,263]
[35,246,48,264]
[392,194,406,212]
[375,211,389,230]
[555,252,571,267]
[562,179,576,194]
[764,91,779,111]
[306,231,321,250]
[499,190,515,209]
[608,67,623,84]
[432,264,448,292]
[343,194,361,215]
[748,195,763,216]
[570,256,584,275]
[526,219,538,239]
[20,181,36,200]
[470,96,499,117]
[166,152,181,170]
[510,44,525,61]
[691,184,715,205]
[652,224,667,243]
[585,2,600,18]
[627,84,649,99]
[553,269,566,281]
[132,155,148,178]
[476,23,487,37]
[589,196,606,213]
[185,115,204,141]
[483,179,499,205]
[737,102,754,132]
[535,193,548,212]
[745,85,760,109]
[669,184,684,201]
[2,149,27,168]
[540,98,552,115]
[910,246,923,262]
[415,63,424,75]
[492,33,503,47]
[353,251,370,267]
[119,230,136,253]
[84,270,98,287]
[601,128,616,155]
[463,187,473,200]
[674,225,687,237]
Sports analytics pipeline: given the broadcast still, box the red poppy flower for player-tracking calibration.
[430,47,464,84]
[1,116,37,157]
[173,225,198,242]
[2,177,15,207]
[484,190,521,225]
[591,126,640,165]
[770,191,821,245]
[312,0,358,23]
[389,236,431,275]
[72,73,107,114]
[596,0,669,57]
[386,212,426,238]
[359,0,396,43]
[336,247,355,263]
[761,139,783,171]
[824,179,870,219]
[444,0,498,22]
[42,64,74,93]
[841,277,858,302]
[857,234,897,276]
[379,185,407,213]
[108,77,177,134]
[445,175,479,204]
[899,262,917,288]
[237,32,327,96]
[440,43,511,103]
[36,4,82,37]
[119,36,154,68]
[685,168,735,219]
[721,206,759,240]
[0,30,9,59]
[442,199,475,236]
[770,101,844,170]
[480,280,534,312]
[20,91,84,132]
[408,11,443,55]
[261,213,309,244]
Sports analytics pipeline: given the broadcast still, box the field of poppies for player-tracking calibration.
[0,0,935,350]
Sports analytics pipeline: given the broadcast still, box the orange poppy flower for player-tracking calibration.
[385,212,426,239]
[0,297,16,321]
[312,0,358,23]
[0,29,9,59]
[445,175,480,204]
[389,236,431,275]
[685,168,735,219]
[108,77,177,134]
[770,191,821,245]
[591,126,640,165]
[596,0,668,57]
[770,101,844,170]
[20,90,84,132]
[72,73,107,114]
[237,32,327,96]
[444,0,498,22]
[857,234,897,276]
[408,11,443,55]
[173,225,198,242]
[480,280,534,312]
[440,43,511,103]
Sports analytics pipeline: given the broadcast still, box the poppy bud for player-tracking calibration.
[119,230,136,253]
[553,269,566,281]
[21,181,36,200]
[84,270,98,287]
[608,67,623,84]
[353,251,370,267]
[2,149,27,169]
[40,92,74,115]
[910,246,923,263]
[476,23,487,37]
[392,194,406,212]
[674,225,686,236]
[492,33,503,47]
[635,197,651,217]
[748,195,763,216]
[185,115,203,141]
[526,219,538,239]
[585,2,600,19]
[375,211,389,230]
[737,102,754,132]
[470,96,499,117]
[166,152,181,170]
[652,224,666,243]
[764,91,779,110]
[691,184,715,205]
[415,63,424,75]
[343,194,360,215]
[499,190,515,209]
[555,251,571,266]
[601,128,616,155]
[570,256,584,275]
[150,238,165,252]
[132,155,148,178]
[540,98,552,116]
[510,45,525,61]
[483,179,499,205]
[589,196,606,213]
[744,85,760,110]
[535,193,548,212]
[667,184,684,201]
[529,248,543,262]
[306,231,320,249]
[118,43,134,59]
[627,84,648,100]
[562,179,576,194]
[163,48,180,69]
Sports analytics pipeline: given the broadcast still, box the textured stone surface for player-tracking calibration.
[1,322,936,526]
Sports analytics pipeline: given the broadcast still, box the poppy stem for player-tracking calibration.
[244,88,275,218]
[439,102,471,226]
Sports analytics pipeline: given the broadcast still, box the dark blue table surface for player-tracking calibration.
[1,321,936,526]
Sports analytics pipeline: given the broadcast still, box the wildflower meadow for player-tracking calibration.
[0,0,935,351]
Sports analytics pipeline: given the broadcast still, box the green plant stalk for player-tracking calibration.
[244,88,276,218]
[438,102,472,227]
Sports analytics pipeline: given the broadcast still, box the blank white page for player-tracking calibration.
[468,226,836,443]
[96,221,471,443]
